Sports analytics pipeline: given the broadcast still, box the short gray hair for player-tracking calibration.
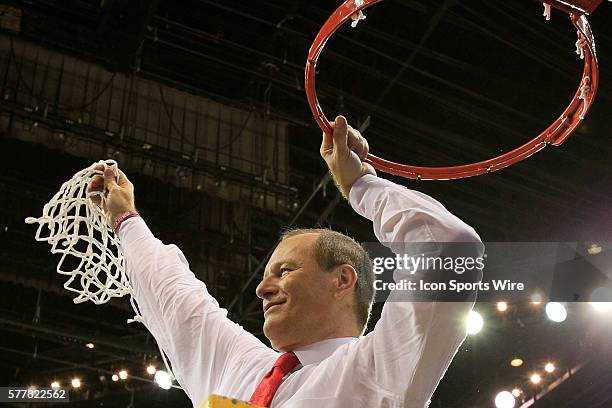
[281,228,375,332]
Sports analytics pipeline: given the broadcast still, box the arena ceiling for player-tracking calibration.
[1,1,611,407]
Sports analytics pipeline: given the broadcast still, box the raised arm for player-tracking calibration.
[350,174,483,407]
[321,117,483,407]
[90,167,274,406]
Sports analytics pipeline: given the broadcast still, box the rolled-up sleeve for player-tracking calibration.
[349,175,484,407]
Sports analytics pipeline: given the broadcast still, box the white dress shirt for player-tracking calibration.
[119,174,483,408]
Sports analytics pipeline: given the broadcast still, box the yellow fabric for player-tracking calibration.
[202,395,262,408]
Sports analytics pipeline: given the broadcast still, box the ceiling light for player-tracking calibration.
[497,302,508,312]
[587,243,602,255]
[118,370,128,380]
[85,342,95,349]
[466,310,484,335]
[510,358,523,367]
[544,362,555,373]
[154,370,172,390]
[111,374,119,382]
[50,381,60,389]
[545,302,567,322]
[71,378,81,388]
[495,391,516,408]
[530,293,543,305]
[147,365,157,375]
[511,388,522,398]
[530,373,541,384]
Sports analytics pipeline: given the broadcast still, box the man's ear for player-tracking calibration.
[334,264,358,299]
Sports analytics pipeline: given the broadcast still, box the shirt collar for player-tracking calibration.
[293,337,358,367]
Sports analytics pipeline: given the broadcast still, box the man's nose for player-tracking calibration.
[256,275,279,300]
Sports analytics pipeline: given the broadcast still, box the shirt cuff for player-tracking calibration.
[349,174,399,219]
[349,174,374,200]
[118,216,154,248]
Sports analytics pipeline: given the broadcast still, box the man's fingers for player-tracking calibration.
[88,175,104,193]
[332,116,349,155]
[116,169,134,191]
[320,130,334,158]
[363,162,377,176]
[320,115,370,165]
[346,126,368,161]
[104,167,119,192]
[347,126,358,150]
[89,164,110,192]
[87,173,105,207]
[357,135,368,160]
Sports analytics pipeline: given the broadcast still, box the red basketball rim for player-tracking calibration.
[305,0,600,180]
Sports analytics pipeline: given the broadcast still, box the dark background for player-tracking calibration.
[0,0,611,407]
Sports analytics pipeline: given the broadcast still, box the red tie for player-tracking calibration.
[249,352,300,407]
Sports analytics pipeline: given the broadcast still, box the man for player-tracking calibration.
[92,115,483,407]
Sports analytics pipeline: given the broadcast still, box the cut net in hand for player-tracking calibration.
[25,160,178,381]
[25,160,135,309]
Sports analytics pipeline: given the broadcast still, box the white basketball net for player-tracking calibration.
[25,160,177,382]
[25,160,139,315]
[351,0,366,28]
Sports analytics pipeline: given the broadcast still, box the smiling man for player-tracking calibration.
[258,227,374,352]
[92,115,483,407]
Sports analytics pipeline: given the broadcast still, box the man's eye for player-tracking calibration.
[280,268,292,277]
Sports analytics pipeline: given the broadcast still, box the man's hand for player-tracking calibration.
[320,115,376,199]
[88,164,136,228]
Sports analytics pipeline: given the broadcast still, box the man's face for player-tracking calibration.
[256,233,337,351]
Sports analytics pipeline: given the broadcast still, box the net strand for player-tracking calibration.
[350,0,366,28]
[543,3,552,21]
[350,11,366,28]
[575,31,587,59]
[578,76,591,119]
